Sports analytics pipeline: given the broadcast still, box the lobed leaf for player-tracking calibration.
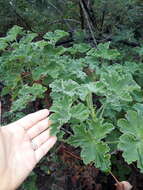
[11,84,47,112]
[50,79,79,97]
[50,96,73,125]
[71,103,90,122]
[43,30,69,45]
[68,121,114,171]
[87,42,120,60]
[118,110,143,172]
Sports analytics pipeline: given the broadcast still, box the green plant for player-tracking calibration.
[1,26,143,174]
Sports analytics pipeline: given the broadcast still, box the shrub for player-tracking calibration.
[1,26,143,173]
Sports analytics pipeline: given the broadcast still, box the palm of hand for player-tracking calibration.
[0,109,57,190]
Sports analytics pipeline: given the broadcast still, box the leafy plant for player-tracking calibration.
[1,25,143,175]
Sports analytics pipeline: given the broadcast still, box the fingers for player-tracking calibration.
[35,136,57,162]
[27,118,51,139]
[31,129,50,149]
[14,109,49,130]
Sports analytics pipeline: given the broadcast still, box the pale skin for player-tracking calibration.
[0,109,57,190]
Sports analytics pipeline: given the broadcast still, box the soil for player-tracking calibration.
[34,143,143,190]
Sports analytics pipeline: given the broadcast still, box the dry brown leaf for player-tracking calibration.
[115,181,132,190]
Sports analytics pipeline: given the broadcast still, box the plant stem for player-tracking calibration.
[86,93,96,120]
[109,171,120,184]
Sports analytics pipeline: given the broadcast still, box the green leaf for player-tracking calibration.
[133,104,143,114]
[124,61,139,73]
[136,46,143,56]
[6,25,23,42]
[81,141,110,171]
[0,39,8,50]
[87,42,120,60]
[3,73,21,90]
[11,84,47,112]
[11,95,34,112]
[50,79,79,97]
[20,33,38,43]
[1,87,10,96]
[106,129,121,152]
[71,103,90,121]
[132,90,143,103]
[67,43,91,54]
[118,110,143,172]
[32,66,49,81]
[18,83,47,98]
[68,120,114,171]
[22,173,38,190]
[113,29,136,42]
[50,96,73,125]
[77,82,103,101]
[96,70,140,110]
[43,30,69,45]
[50,123,61,136]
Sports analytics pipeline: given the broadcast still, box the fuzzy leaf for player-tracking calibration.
[0,39,8,50]
[87,42,120,60]
[133,103,143,113]
[96,70,140,110]
[20,33,38,43]
[68,120,114,171]
[71,103,90,121]
[50,96,73,125]
[11,95,34,112]
[44,30,69,45]
[50,79,79,97]
[6,25,23,42]
[19,84,47,98]
[118,110,143,172]
[11,84,47,112]
[67,43,91,54]
[78,82,103,101]
[32,66,49,81]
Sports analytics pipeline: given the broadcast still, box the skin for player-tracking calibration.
[0,109,57,190]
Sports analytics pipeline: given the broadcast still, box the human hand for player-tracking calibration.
[0,109,57,190]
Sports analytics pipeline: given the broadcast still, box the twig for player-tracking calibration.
[79,2,85,29]
[100,10,105,32]
[110,171,120,184]
[60,127,73,135]
[81,0,99,31]
[87,0,90,8]
[64,149,82,160]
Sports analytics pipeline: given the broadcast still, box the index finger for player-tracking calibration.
[14,109,49,130]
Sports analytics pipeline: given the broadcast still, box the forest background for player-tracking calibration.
[0,0,143,189]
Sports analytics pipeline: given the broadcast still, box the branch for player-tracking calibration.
[81,0,99,30]
[55,34,140,47]
[79,2,85,29]
[100,10,105,32]
[79,0,97,46]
